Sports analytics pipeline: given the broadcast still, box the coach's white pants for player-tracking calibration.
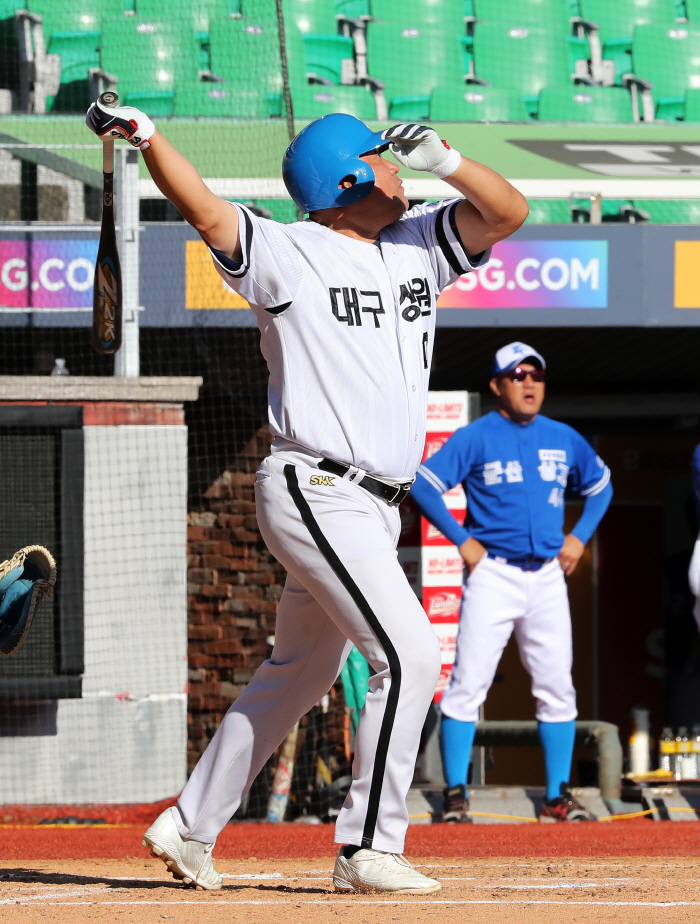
[177,454,441,854]
[440,556,577,724]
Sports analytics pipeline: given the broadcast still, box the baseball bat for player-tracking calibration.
[91,90,123,355]
[266,722,300,823]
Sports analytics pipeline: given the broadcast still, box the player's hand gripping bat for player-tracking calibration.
[91,90,122,355]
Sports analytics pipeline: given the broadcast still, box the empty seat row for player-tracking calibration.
[525,198,700,223]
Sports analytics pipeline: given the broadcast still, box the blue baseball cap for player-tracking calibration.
[492,341,546,376]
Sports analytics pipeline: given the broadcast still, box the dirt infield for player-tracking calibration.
[1,823,700,923]
[1,855,700,924]
[2,819,700,860]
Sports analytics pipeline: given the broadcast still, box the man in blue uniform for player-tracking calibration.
[411,342,613,822]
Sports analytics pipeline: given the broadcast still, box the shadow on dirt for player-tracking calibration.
[0,868,333,894]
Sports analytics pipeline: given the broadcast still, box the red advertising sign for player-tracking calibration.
[402,392,471,701]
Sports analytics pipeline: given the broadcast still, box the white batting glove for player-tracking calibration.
[86,99,156,151]
[381,124,462,178]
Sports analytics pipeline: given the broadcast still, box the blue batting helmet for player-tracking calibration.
[282,113,388,213]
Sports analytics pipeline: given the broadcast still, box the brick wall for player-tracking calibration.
[186,426,286,774]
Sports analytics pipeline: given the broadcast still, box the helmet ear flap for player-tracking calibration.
[333,157,375,208]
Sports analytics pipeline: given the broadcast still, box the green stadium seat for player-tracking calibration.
[371,0,465,32]
[100,18,201,102]
[137,0,242,31]
[538,86,634,121]
[430,85,529,121]
[335,0,369,21]
[174,80,275,116]
[684,87,700,119]
[27,0,124,105]
[27,0,124,36]
[633,199,700,221]
[46,30,99,83]
[524,199,571,222]
[124,89,175,116]
[291,83,376,118]
[283,0,337,35]
[209,17,284,114]
[283,22,309,89]
[474,0,573,32]
[472,23,572,117]
[579,0,680,85]
[688,0,700,21]
[366,20,465,121]
[303,33,354,84]
[240,0,282,26]
[632,23,700,119]
[0,0,24,17]
[473,0,588,75]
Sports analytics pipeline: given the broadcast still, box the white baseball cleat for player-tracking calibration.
[333,847,442,894]
[142,807,223,891]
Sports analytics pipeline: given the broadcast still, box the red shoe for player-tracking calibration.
[540,785,597,822]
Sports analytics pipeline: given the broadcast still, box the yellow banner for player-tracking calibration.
[185,240,250,309]
[674,240,700,308]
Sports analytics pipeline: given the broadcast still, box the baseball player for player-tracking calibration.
[410,343,613,823]
[86,102,527,890]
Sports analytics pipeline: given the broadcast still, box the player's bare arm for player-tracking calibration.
[85,99,241,259]
[382,123,528,256]
[445,158,529,256]
[143,133,241,260]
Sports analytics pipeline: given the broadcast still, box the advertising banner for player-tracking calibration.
[438,240,608,309]
[0,239,97,310]
[3,224,700,328]
[400,391,470,702]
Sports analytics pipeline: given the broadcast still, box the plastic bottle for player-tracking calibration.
[675,727,689,780]
[51,358,69,376]
[629,707,650,775]
[659,727,675,772]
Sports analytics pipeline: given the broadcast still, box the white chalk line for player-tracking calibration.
[4,899,699,907]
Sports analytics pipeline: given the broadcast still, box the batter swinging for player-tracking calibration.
[86,103,527,892]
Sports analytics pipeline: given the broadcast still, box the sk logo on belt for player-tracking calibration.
[310,475,335,486]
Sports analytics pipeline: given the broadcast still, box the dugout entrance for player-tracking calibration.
[428,326,700,789]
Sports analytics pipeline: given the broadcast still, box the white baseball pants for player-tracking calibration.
[177,454,441,854]
[440,556,577,724]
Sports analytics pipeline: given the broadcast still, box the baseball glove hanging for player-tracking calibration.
[0,546,57,655]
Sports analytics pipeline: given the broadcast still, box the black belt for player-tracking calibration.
[318,459,413,506]
[487,554,553,573]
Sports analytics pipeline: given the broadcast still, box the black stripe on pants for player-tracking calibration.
[284,464,402,850]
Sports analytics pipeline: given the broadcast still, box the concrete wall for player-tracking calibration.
[0,424,188,804]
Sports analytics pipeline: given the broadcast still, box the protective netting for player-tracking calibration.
[2,0,700,822]
[0,321,357,820]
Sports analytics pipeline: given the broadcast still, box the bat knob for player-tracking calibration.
[98,91,120,108]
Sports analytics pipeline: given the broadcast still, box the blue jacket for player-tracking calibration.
[410,411,613,559]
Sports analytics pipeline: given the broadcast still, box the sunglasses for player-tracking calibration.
[505,366,545,383]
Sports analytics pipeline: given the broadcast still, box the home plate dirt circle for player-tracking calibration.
[1,856,700,924]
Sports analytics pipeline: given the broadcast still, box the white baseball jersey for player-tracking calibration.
[208,201,490,482]
[176,196,490,857]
